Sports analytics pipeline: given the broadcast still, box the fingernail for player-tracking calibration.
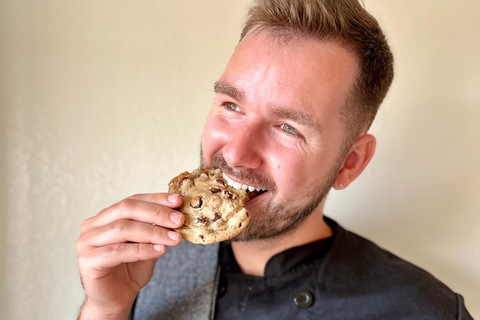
[153,244,165,252]
[170,211,183,224]
[167,231,180,241]
[167,194,179,203]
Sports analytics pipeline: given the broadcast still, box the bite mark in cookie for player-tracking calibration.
[168,168,250,244]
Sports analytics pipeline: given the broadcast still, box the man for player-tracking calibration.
[76,0,473,319]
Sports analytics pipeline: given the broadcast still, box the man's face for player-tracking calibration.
[201,32,358,241]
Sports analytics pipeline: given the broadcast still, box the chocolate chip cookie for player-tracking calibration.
[168,168,249,244]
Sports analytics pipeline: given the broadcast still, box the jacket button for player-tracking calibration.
[293,289,314,308]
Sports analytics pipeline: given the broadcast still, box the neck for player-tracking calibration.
[231,207,332,277]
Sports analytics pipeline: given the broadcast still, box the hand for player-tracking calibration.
[76,193,184,319]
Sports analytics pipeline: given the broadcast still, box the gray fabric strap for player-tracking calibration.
[133,241,220,320]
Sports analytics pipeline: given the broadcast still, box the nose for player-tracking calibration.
[222,123,263,170]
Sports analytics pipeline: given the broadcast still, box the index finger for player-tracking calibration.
[128,193,183,207]
[81,193,184,233]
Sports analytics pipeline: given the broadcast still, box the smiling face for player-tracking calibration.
[201,31,358,241]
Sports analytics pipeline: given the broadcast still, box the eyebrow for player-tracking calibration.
[214,81,245,102]
[213,81,323,133]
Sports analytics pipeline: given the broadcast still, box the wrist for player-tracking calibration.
[79,299,133,320]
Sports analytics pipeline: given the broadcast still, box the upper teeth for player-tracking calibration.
[223,173,264,192]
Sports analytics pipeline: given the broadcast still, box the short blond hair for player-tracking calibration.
[241,0,394,152]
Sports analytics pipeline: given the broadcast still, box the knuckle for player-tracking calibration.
[135,243,142,255]
[80,217,92,233]
[77,255,88,269]
[149,224,163,238]
[75,236,85,253]
[153,204,166,217]
[118,198,134,213]
[78,252,96,271]
[110,243,124,256]
[111,220,128,235]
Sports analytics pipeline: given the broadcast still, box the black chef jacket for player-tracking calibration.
[214,217,473,320]
[215,236,334,319]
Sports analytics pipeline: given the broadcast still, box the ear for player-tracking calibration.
[333,134,376,190]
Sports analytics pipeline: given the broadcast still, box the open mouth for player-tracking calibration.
[223,173,268,200]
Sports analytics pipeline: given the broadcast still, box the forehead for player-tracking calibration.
[219,31,358,130]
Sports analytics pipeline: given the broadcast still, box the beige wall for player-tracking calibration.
[1,1,479,319]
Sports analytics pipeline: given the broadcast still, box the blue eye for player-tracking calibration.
[281,123,298,135]
[226,103,241,112]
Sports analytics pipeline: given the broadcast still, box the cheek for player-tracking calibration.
[268,146,326,199]
[201,115,229,163]
[268,152,306,193]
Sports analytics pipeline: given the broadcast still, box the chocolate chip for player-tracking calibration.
[190,196,203,209]
[215,179,225,186]
[196,216,207,224]
[199,235,205,240]
[223,191,235,199]
[239,223,242,228]
[212,212,221,222]
[210,187,221,194]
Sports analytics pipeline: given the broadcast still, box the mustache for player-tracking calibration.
[209,153,277,192]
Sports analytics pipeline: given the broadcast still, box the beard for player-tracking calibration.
[201,149,343,241]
